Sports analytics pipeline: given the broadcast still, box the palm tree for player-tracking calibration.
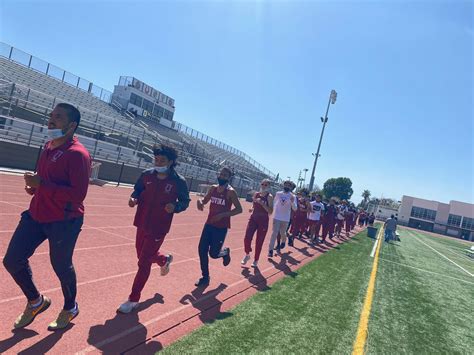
[362,190,371,208]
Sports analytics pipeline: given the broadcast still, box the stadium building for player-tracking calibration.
[0,42,278,195]
[398,195,474,241]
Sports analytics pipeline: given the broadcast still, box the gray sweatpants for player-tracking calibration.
[268,219,289,251]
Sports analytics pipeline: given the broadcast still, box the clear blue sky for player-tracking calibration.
[1,0,472,204]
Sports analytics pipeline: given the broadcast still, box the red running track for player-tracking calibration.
[0,172,362,354]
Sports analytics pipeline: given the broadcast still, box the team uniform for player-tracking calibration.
[308,200,325,241]
[322,203,337,241]
[335,205,346,236]
[198,185,233,280]
[244,192,271,263]
[290,197,309,238]
[345,208,354,234]
[127,168,190,303]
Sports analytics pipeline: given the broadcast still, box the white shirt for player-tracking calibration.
[337,205,347,220]
[308,201,325,221]
[273,191,297,222]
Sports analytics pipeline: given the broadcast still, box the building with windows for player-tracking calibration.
[112,76,176,128]
[398,196,474,241]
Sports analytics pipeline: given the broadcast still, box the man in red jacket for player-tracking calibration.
[3,103,91,330]
[117,145,190,313]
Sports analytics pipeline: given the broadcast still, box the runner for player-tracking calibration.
[118,145,190,313]
[321,198,338,242]
[195,167,243,287]
[268,180,297,257]
[288,189,310,246]
[242,179,273,268]
[308,193,325,244]
[3,103,91,330]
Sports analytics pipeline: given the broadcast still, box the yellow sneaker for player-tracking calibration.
[14,295,51,329]
[47,303,79,331]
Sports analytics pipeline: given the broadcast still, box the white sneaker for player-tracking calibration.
[160,254,173,276]
[241,254,251,265]
[251,260,258,268]
[117,301,138,314]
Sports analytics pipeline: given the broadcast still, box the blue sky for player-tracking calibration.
[1,0,472,204]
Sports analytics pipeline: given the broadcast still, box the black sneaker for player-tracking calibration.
[195,277,210,287]
[288,237,294,247]
[279,242,286,250]
[267,250,273,258]
[222,248,231,266]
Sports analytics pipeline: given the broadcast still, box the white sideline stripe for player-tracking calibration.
[413,236,473,277]
[379,257,474,285]
[0,257,199,304]
[370,229,381,258]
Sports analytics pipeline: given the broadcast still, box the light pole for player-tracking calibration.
[302,168,308,188]
[308,89,337,191]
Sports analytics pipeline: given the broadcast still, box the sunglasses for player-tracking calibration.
[261,183,269,187]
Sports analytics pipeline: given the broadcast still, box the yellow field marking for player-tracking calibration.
[352,225,384,355]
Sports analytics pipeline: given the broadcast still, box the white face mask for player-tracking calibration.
[47,128,65,141]
[154,166,168,173]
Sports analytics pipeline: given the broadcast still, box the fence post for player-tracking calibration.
[117,162,125,187]
[27,125,34,145]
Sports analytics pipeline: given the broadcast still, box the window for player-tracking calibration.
[461,217,474,231]
[130,93,142,107]
[153,105,164,117]
[142,99,153,112]
[447,214,462,227]
[410,206,436,221]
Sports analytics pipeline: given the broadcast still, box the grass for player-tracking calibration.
[160,226,474,354]
[368,227,474,354]
[162,230,375,354]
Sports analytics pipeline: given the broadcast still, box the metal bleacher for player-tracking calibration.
[0,42,278,191]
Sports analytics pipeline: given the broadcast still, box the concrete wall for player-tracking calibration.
[435,202,450,225]
[0,140,41,170]
[450,200,474,219]
[398,196,414,223]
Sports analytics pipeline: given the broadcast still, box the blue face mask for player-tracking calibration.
[154,166,168,174]
[47,128,65,140]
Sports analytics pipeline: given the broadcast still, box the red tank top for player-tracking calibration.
[252,192,270,217]
[206,185,232,229]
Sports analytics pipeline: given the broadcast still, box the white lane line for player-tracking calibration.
[370,227,382,258]
[413,236,473,277]
[0,257,199,304]
[379,257,474,285]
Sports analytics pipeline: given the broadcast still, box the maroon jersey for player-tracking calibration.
[325,204,337,223]
[29,137,91,223]
[252,192,270,217]
[295,198,308,219]
[132,169,190,236]
[206,185,232,229]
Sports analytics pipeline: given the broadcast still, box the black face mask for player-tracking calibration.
[283,187,290,192]
[217,178,228,186]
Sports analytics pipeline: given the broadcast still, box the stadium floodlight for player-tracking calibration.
[308,90,338,191]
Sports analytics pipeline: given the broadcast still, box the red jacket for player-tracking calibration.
[132,168,190,236]
[29,137,91,223]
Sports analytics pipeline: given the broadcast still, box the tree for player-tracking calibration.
[322,177,353,200]
[362,189,371,208]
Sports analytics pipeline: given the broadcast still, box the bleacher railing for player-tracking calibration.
[0,42,112,104]
[175,122,277,180]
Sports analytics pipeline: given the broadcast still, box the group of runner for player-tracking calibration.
[3,103,367,330]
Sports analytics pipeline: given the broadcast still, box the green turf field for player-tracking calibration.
[162,227,474,354]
